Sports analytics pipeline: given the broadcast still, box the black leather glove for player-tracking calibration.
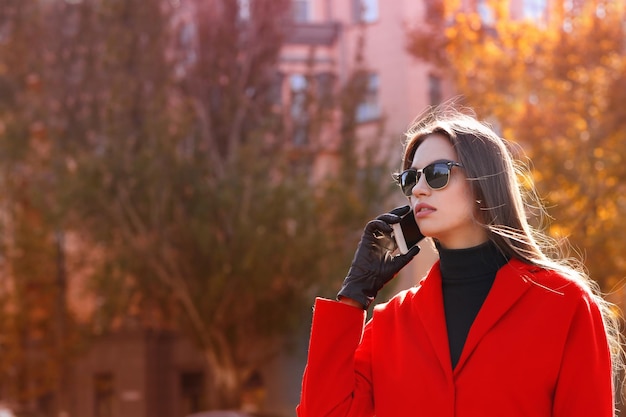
[337,206,421,309]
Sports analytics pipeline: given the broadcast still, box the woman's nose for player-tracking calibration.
[411,174,430,197]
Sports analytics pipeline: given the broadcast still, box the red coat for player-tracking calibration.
[297,259,614,417]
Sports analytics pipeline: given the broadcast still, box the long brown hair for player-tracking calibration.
[401,105,624,393]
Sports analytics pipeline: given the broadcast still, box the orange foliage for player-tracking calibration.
[408,0,626,292]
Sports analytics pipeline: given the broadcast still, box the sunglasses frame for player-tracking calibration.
[394,160,463,196]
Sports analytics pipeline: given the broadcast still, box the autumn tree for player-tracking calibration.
[407,0,626,294]
[1,0,393,412]
[0,1,84,415]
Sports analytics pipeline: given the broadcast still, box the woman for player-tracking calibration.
[297,107,623,416]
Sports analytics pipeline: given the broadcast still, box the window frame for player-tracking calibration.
[355,72,381,123]
[354,0,379,24]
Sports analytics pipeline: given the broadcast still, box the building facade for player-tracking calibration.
[17,1,452,417]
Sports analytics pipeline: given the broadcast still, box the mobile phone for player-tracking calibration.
[391,210,424,254]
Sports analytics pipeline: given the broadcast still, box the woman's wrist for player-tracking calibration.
[338,296,365,309]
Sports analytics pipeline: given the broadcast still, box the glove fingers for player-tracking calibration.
[388,205,411,217]
[388,244,421,271]
[364,219,393,235]
[376,205,411,225]
[404,244,421,258]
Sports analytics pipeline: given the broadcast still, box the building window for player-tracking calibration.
[38,393,54,416]
[428,74,442,106]
[290,74,307,110]
[292,0,311,22]
[356,73,380,123]
[180,372,204,416]
[94,373,114,417]
[315,72,335,109]
[269,72,284,106]
[524,0,547,21]
[290,74,309,146]
[354,0,379,23]
[238,0,251,21]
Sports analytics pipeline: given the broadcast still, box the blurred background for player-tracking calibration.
[0,0,625,416]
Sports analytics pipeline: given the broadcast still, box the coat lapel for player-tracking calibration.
[415,262,454,374]
[453,259,534,374]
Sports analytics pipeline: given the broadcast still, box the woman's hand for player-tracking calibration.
[337,206,421,309]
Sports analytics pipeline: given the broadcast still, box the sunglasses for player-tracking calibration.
[394,160,463,196]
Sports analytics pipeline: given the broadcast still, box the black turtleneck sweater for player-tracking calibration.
[438,241,509,369]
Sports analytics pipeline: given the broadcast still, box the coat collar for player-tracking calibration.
[415,258,535,376]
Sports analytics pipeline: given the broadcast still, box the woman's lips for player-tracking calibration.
[414,203,436,218]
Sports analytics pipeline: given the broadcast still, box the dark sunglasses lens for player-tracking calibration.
[399,163,454,195]
[425,163,451,189]
[401,170,418,196]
